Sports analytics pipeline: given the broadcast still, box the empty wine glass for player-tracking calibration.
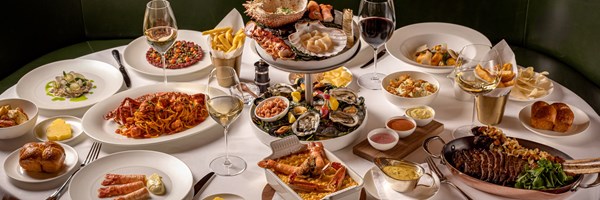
[143,0,177,84]
[357,0,396,90]
[205,66,246,176]
[452,44,502,138]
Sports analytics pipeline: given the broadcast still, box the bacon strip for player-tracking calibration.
[101,174,146,186]
[97,181,145,198]
[113,187,150,200]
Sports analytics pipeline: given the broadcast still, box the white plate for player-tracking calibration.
[82,83,220,147]
[3,142,79,183]
[123,30,211,77]
[203,193,244,200]
[363,165,440,200]
[509,70,555,101]
[519,102,590,137]
[385,22,491,74]
[69,150,192,200]
[16,59,123,111]
[34,115,84,145]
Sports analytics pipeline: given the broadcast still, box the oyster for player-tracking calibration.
[243,0,308,28]
[288,21,347,57]
[291,106,308,115]
[329,88,358,105]
[268,83,296,97]
[329,110,359,127]
[292,111,320,136]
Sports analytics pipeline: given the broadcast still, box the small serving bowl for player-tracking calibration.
[254,96,290,122]
[0,98,38,139]
[374,157,435,193]
[367,128,399,151]
[381,71,440,108]
[34,115,84,145]
[385,116,417,138]
[405,105,435,126]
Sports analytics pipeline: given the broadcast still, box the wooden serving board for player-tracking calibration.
[353,120,444,161]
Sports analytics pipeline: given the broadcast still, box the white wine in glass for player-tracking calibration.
[206,66,247,176]
[143,0,177,85]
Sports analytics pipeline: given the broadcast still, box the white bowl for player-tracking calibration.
[367,128,399,151]
[34,115,84,145]
[0,98,38,139]
[385,116,417,138]
[381,71,440,108]
[405,105,435,127]
[254,96,290,122]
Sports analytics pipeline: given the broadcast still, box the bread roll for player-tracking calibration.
[531,102,556,130]
[552,103,574,132]
[19,141,65,173]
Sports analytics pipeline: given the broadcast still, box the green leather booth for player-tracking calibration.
[3,0,599,113]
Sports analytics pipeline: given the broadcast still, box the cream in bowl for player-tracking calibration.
[405,105,435,126]
[367,128,398,151]
[0,98,38,139]
[254,96,290,122]
[374,157,434,193]
[386,116,416,138]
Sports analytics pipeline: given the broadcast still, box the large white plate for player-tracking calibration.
[3,142,79,183]
[519,102,590,137]
[69,150,192,200]
[16,59,123,111]
[385,22,491,74]
[123,30,211,77]
[82,83,219,146]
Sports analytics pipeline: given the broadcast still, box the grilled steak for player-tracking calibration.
[452,149,530,186]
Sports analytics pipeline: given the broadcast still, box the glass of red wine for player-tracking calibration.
[357,0,396,90]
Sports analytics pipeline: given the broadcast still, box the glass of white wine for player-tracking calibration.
[206,66,246,176]
[143,0,177,84]
[452,44,502,138]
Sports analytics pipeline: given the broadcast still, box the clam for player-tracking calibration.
[291,111,320,136]
[329,88,358,105]
[288,21,347,57]
[243,0,308,28]
[329,110,359,127]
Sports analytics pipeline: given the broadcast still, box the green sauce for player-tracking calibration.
[52,97,66,101]
[69,95,88,102]
[45,80,93,102]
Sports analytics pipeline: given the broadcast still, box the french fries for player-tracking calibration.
[202,27,246,52]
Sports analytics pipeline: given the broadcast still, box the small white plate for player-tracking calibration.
[69,150,192,200]
[519,102,590,137]
[509,71,555,102]
[123,30,211,77]
[16,59,123,111]
[34,115,84,145]
[3,143,79,183]
[363,165,440,200]
[203,193,245,200]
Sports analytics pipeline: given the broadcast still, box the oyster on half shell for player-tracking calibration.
[329,110,359,127]
[288,21,347,57]
[292,111,320,136]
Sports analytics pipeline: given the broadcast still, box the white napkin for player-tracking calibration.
[485,39,518,97]
[206,8,245,59]
[371,164,438,200]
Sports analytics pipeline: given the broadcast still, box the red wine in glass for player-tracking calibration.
[360,17,395,48]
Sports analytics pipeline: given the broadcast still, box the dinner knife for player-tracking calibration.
[111,49,132,88]
[359,49,387,68]
[193,172,216,197]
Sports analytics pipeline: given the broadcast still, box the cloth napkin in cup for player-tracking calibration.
[485,39,518,97]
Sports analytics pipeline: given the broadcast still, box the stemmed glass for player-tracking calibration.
[452,44,502,138]
[205,66,246,176]
[357,0,396,90]
[143,0,178,84]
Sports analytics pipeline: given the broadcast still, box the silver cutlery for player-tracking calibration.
[359,49,387,68]
[112,50,132,88]
[47,142,102,200]
[193,172,216,197]
[426,156,473,200]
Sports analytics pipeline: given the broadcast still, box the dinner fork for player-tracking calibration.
[426,156,473,200]
[46,142,102,200]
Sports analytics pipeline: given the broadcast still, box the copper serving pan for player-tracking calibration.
[422,136,600,199]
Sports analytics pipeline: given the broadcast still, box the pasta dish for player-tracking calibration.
[104,92,208,138]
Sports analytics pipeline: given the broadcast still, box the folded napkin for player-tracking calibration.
[485,39,518,97]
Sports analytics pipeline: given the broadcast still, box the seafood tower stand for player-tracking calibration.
[244,0,361,104]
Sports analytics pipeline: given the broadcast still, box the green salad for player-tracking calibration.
[515,159,574,190]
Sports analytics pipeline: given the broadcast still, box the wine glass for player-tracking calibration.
[143,0,178,84]
[205,66,246,176]
[357,0,396,90]
[452,44,502,138]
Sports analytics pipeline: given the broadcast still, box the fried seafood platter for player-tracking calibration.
[259,136,363,200]
[244,0,361,71]
[250,83,367,151]
[423,126,600,199]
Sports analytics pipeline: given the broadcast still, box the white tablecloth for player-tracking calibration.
[1,39,599,200]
